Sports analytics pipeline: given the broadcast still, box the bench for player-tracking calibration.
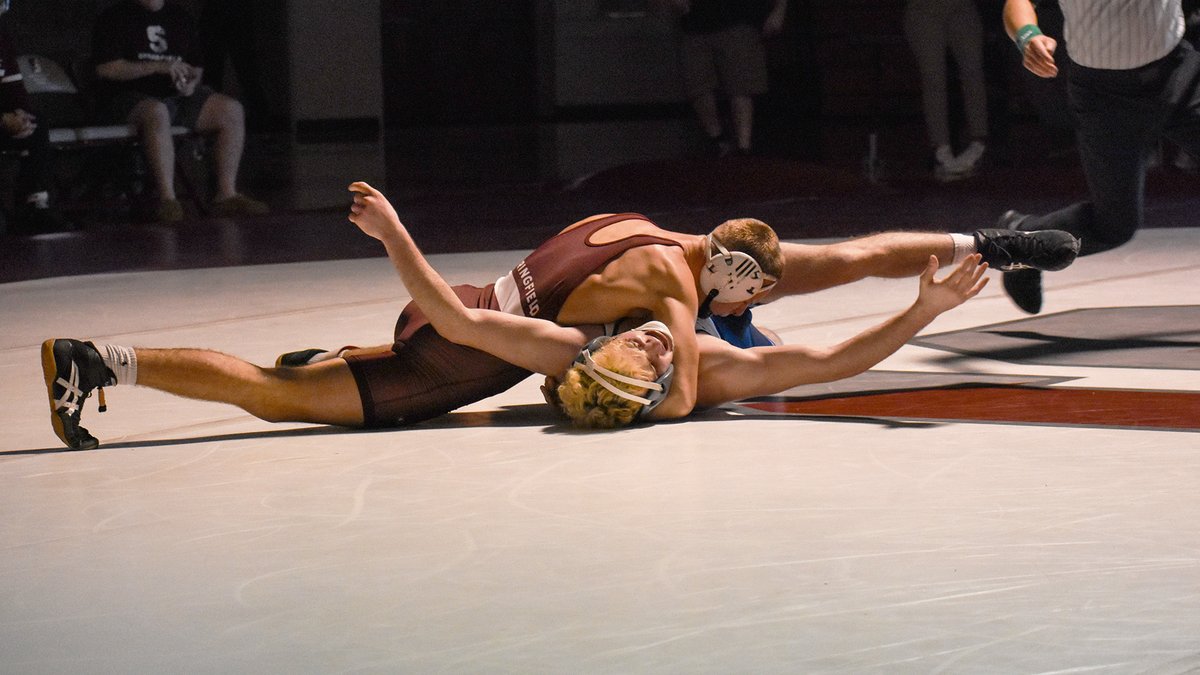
[9,54,207,220]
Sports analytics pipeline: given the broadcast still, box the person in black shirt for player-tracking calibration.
[92,0,267,223]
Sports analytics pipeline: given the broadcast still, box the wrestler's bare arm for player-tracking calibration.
[694,255,988,408]
[615,246,701,420]
[348,182,588,375]
[763,233,956,299]
[643,291,700,420]
[558,243,703,418]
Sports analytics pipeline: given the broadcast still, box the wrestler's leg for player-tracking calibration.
[768,227,1075,301]
[136,348,364,426]
[43,339,365,450]
[770,233,956,297]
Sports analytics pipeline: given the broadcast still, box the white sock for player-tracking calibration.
[950,233,976,265]
[957,141,986,168]
[96,343,138,385]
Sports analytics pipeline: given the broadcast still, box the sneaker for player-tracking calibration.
[275,345,360,367]
[41,339,116,450]
[706,132,734,159]
[212,194,269,217]
[956,141,986,173]
[1003,268,1043,314]
[154,198,185,223]
[275,348,329,367]
[973,228,1080,271]
[934,163,973,183]
[933,145,971,183]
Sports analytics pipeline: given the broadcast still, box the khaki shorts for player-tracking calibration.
[98,85,216,129]
[680,25,769,99]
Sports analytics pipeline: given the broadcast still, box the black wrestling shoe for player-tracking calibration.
[1003,268,1044,314]
[275,348,329,367]
[974,225,1081,272]
[41,339,116,450]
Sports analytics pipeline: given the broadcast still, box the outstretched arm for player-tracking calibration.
[347,182,589,375]
[695,255,988,407]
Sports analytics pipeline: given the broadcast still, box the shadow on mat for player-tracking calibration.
[4,425,384,456]
[8,404,570,455]
[927,329,1200,367]
[691,405,945,429]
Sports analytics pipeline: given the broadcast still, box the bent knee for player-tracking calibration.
[130,99,171,128]
[201,94,245,128]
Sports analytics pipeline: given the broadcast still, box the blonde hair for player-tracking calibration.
[556,339,656,429]
[711,218,784,280]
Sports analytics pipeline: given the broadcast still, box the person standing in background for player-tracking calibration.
[903,0,990,182]
[660,0,788,156]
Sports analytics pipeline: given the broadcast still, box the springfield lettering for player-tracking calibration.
[516,261,539,316]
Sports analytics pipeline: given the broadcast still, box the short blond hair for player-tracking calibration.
[556,339,655,429]
[711,218,783,280]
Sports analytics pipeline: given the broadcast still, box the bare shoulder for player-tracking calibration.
[600,242,690,286]
[558,213,616,236]
[583,215,684,245]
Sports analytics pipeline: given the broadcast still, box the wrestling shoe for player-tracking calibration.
[41,339,116,450]
[973,224,1080,271]
[1003,268,1043,314]
[275,348,329,367]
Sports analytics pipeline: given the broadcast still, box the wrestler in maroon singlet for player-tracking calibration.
[344,214,681,426]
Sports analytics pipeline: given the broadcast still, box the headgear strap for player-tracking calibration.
[573,321,675,416]
[578,349,663,406]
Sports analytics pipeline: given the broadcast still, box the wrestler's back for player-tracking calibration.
[555,215,694,325]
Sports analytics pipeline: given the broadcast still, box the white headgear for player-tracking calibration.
[699,234,772,303]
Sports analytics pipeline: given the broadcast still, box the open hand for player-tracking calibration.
[917,254,988,315]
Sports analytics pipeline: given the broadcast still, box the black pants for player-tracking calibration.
[0,123,53,202]
[1018,40,1200,256]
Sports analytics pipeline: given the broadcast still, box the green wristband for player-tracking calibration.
[1015,24,1042,54]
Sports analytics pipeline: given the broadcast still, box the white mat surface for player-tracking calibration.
[3,229,1198,673]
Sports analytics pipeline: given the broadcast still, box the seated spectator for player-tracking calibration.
[91,0,267,223]
[0,0,72,235]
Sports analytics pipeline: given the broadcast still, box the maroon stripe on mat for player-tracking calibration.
[741,386,1200,431]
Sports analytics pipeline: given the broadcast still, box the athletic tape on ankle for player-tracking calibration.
[1014,24,1042,54]
[950,233,976,265]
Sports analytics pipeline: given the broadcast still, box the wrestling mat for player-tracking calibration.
[737,306,1200,432]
